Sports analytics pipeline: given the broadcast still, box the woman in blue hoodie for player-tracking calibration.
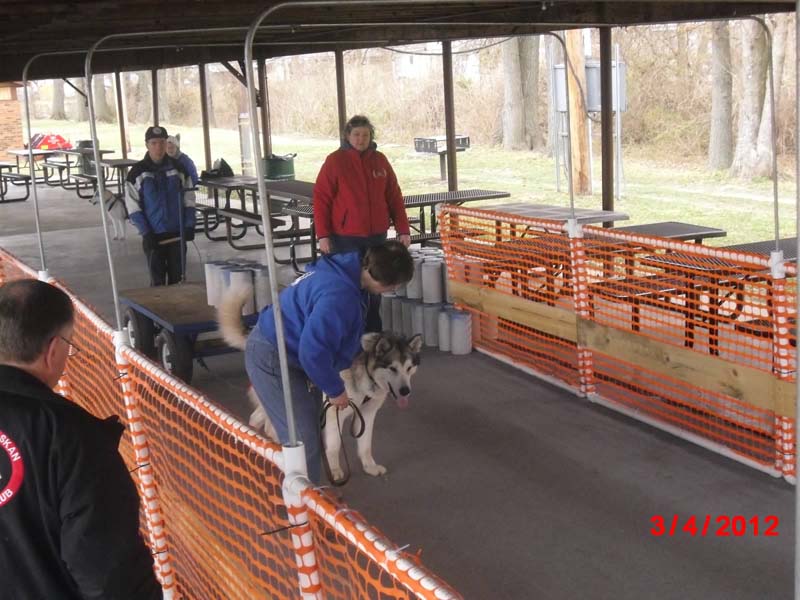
[245,240,414,482]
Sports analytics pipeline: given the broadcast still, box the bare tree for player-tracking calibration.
[157,70,170,123]
[502,36,544,151]
[502,38,525,149]
[74,78,88,121]
[708,21,733,170]
[545,36,562,157]
[204,64,217,128]
[132,72,152,124]
[92,74,114,122]
[51,79,66,120]
[520,37,543,150]
[753,14,789,177]
[730,20,769,178]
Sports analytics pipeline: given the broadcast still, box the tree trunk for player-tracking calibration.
[545,36,562,158]
[205,65,217,128]
[730,20,769,178]
[74,78,88,121]
[203,65,217,129]
[157,70,170,123]
[565,30,591,195]
[520,36,544,150]
[133,72,152,124]
[502,38,526,150]
[708,21,733,170]
[51,79,66,120]
[93,74,114,122]
[753,14,789,178]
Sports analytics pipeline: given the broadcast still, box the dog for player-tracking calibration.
[90,189,128,240]
[218,286,423,481]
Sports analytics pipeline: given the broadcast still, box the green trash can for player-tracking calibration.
[264,153,296,180]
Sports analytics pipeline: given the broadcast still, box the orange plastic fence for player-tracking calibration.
[0,247,462,599]
[303,487,462,599]
[440,205,797,479]
[121,350,298,599]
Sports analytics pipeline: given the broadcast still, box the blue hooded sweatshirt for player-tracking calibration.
[256,251,368,397]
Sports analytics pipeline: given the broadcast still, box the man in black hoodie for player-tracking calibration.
[0,279,161,599]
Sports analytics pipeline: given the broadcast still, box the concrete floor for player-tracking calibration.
[1,185,795,600]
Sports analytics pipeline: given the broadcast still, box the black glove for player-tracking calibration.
[184,228,195,242]
[142,232,157,253]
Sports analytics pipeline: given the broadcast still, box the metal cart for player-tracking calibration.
[120,282,258,383]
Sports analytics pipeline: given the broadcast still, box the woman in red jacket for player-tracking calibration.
[313,115,411,331]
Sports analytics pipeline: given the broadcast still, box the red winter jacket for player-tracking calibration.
[313,143,410,240]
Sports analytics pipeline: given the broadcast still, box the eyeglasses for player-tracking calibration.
[59,335,81,357]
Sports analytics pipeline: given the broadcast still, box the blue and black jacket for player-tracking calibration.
[257,251,368,397]
[125,153,196,237]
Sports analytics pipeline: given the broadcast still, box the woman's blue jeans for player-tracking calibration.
[245,326,323,483]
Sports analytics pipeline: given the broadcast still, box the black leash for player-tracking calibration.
[319,398,368,486]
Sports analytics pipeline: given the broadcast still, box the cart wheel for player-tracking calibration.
[124,307,155,356]
[155,331,194,383]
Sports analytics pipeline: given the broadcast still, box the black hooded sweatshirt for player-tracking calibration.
[0,365,161,599]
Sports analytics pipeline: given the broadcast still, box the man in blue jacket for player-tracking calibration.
[0,279,161,599]
[126,126,196,286]
[245,240,414,482]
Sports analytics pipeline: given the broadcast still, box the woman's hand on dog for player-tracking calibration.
[329,391,350,409]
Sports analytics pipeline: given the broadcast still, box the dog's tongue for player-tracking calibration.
[395,395,410,410]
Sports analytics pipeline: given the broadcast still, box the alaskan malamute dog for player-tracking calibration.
[91,188,128,240]
[218,287,423,481]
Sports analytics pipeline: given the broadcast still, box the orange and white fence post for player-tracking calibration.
[768,252,795,481]
[282,445,323,599]
[567,220,595,397]
[113,333,177,598]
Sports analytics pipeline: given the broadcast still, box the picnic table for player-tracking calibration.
[6,149,55,184]
[723,237,798,260]
[197,177,313,241]
[586,221,729,335]
[282,188,512,265]
[635,237,795,356]
[94,157,139,192]
[613,221,727,244]
[455,202,629,304]
[476,201,630,224]
[39,148,115,197]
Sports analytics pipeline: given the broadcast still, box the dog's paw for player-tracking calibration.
[330,466,345,481]
[363,463,387,477]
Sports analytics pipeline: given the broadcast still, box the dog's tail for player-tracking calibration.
[217,285,253,351]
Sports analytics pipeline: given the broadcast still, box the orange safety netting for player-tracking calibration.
[303,487,462,600]
[0,247,462,598]
[122,350,298,599]
[440,205,797,478]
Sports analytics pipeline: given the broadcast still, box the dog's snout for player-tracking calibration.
[399,386,411,397]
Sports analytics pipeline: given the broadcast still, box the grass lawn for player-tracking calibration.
[32,118,797,246]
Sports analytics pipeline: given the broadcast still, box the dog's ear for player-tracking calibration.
[407,334,423,354]
[374,336,394,356]
[360,332,382,352]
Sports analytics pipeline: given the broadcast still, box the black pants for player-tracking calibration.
[365,293,382,333]
[145,240,184,286]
